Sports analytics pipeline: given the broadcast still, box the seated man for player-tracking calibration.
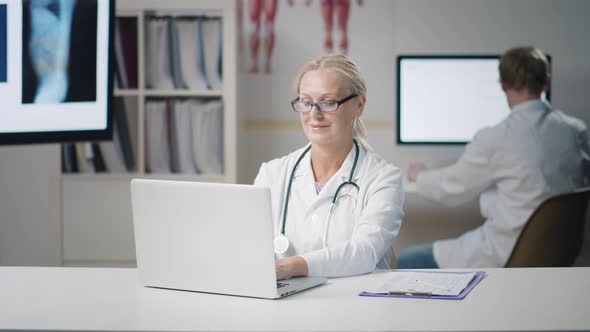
[398,46,590,269]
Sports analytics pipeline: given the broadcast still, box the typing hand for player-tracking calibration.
[407,162,427,182]
[276,256,308,280]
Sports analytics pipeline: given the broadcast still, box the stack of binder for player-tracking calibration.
[61,97,135,174]
[145,99,172,173]
[173,18,207,90]
[170,99,197,173]
[61,142,111,174]
[144,15,222,90]
[144,98,223,175]
[191,99,223,174]
[201,17,222,90]
[145,17,175,89]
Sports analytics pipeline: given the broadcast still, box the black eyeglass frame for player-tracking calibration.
[290,94,358,113]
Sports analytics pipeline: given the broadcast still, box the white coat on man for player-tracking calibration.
[254,143,404,278]
[416,100,590,268]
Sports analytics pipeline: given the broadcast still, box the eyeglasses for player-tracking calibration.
[291,94,358,113]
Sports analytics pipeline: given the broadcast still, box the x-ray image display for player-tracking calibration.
[22,0,97,104]
[0,0,112,145]
[0,4,6,83]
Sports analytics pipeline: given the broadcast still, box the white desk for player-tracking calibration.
[2,266,589,331]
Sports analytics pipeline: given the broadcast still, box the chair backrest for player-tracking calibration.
[505,187,590,267]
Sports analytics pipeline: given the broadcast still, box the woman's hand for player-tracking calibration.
[276,256,309,280]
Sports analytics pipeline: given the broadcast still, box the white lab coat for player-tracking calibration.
[417,100,590,268]
[254,144,404,277]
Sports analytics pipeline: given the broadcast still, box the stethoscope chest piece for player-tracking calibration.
[274,234,292,258]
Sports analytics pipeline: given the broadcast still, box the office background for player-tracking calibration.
[0,0,589,266]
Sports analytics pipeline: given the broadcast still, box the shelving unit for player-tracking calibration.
[61,0,237,267]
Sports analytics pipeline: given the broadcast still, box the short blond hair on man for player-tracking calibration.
[499,46,550,95]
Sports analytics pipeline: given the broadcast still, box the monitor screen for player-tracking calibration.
[0,0,114,145]
[397,55,550,144]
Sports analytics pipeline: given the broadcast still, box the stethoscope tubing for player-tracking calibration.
[280,145,311,235]
[280,140,360,237]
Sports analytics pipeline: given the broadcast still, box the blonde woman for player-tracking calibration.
[254,54,404,280]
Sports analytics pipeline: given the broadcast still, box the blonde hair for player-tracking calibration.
[499,46,550,95]
[294,54,373,151]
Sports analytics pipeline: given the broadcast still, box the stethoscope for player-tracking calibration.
[274,139,360,257]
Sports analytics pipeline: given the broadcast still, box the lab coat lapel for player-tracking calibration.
[313,144,364,209]
[335,143,364,184]
[292,152,317,207]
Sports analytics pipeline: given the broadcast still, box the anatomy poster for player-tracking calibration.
[239,0,365,75]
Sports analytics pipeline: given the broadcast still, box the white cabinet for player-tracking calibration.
[61,0,237,266]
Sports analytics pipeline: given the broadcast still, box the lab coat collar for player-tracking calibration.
[510,99,550,113]
[291,142,365,207]
[289,144,315,206]
[293,145,312,179]
[292,142,364,182]
[313,143,364,206]
[335,142,364,183]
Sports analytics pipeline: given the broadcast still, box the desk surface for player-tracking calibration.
[2,266,589,331]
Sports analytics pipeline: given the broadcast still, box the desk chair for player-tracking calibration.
[505,187,590,267]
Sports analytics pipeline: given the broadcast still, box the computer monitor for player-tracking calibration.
[397,55,551,145]
[0,0,114,145]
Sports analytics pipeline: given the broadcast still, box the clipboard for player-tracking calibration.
[359,271,486,300]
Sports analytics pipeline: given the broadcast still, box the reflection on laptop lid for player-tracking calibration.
[130,179,327,299]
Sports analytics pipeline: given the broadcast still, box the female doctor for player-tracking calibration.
[254,54,404,280]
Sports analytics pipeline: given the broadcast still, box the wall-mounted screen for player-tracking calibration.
[397,55,550,144]
[0,0,114,145]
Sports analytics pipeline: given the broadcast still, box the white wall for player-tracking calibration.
[237,0,590,260]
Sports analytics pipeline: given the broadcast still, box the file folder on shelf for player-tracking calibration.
[174,17,208,90]
[201,17,222,90]
[90,143,107,172]
[145,99,172,173]
[191,99,223,174]
[61,143,78,173]
[114,21,128,89]
[99,140,126,173]
[114,17,138,89]
[113,97,135,171]
[359,271,486,300]
[169,17,187,89]
[145,17,175,89]
[170,99,197,173]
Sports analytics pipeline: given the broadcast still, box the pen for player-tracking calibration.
[388,290,432,296]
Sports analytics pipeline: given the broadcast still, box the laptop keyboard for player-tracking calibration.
[277,282,289,289]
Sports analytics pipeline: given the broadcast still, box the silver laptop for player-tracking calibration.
[130,178,327,299]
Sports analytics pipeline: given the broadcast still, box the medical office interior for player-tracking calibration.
[0,0,589,271]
